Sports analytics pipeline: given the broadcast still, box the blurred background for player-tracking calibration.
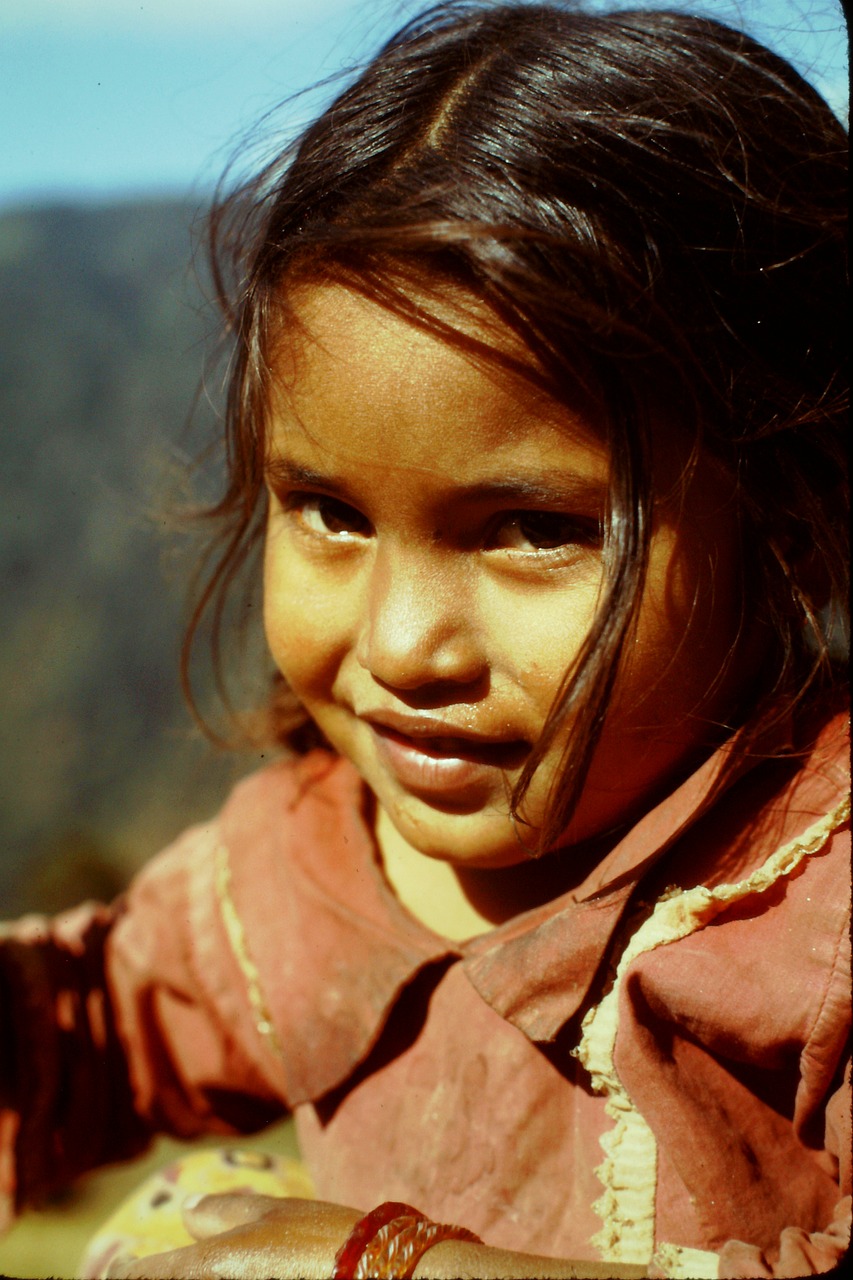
[0,0,848,917]
[0,2,847,1275]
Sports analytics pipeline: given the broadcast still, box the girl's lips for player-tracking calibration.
[367,721,528,799]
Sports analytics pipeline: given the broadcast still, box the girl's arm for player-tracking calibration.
[0,820,285,1230]
[106,1193,649,1279]
[420,1240,647,1279]
[0,903,151,1230]
[105,1145,852,1280]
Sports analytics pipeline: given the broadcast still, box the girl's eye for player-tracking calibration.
[491,510,598,553]
[288,494,371,538]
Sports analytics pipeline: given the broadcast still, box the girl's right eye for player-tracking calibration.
[285,494,372,539]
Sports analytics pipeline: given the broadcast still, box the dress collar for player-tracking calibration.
[217,710,844,1102]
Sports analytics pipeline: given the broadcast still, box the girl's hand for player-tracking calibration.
[105,1193,361,1279]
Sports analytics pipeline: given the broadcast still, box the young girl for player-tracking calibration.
[1,2,849,1277]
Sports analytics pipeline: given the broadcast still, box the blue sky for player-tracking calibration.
[0,0,848,209]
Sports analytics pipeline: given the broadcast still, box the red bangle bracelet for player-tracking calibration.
[332,1202,426,1279]
[357,1214,483,1279]
[333,1201,483,1280]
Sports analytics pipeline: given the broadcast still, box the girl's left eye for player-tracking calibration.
[288,494,371,538]
[490,511,598,553]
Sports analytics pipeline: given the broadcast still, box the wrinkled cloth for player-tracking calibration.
[1,710,849,1277]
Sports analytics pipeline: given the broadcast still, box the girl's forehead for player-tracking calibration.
[272,279,530,376]
[265,282,735,532]
[265,282,712,511]
[266,282,612,473]
[268,281,606,451]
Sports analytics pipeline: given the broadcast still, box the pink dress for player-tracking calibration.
[1,708,849,1277]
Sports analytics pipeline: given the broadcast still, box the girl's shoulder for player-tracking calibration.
[222,747,355,817]
[777,696,850,830]
[800,698,850,776]
[217,748,365,860]
[120,748,360,918]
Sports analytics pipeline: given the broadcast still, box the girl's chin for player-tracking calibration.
[378,790,535,869]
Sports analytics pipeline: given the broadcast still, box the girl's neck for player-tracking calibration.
[374,806,605,941]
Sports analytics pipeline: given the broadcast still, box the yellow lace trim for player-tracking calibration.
[214,843,284,1059]
[575,794,850,1267]
[651,1242,720,1278]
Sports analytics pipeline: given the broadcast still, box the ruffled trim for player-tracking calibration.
[651,1242,720,1278]
[213,843,285,1060]
[575,794,850,1267]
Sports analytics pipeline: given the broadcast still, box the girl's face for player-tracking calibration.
[264,285,750,869]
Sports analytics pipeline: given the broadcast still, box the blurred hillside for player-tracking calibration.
[0,200,267,916]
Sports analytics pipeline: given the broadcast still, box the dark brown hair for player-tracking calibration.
[185,1,848,850]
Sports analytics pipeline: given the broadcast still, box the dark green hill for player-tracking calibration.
[0,200,264,914]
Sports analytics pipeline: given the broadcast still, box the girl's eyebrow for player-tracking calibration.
[264,457,605,507]
[457,476,607,507]
[264,459,351,498]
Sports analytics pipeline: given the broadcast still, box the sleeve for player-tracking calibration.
[0,900,149,1230]
[0,821,286,1231]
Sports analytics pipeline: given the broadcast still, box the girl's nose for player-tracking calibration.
[355,547,485,690]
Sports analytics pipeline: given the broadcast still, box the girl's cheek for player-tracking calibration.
[263,540,310,684]
[263,547,353,695]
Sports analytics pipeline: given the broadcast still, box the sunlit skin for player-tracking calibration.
[110,1193,646,1279]
[262,284,756,938]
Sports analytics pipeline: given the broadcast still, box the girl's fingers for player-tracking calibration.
[105,1198,363,1278]
[105,1231,287,1280]
[182,1190,280,1238]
